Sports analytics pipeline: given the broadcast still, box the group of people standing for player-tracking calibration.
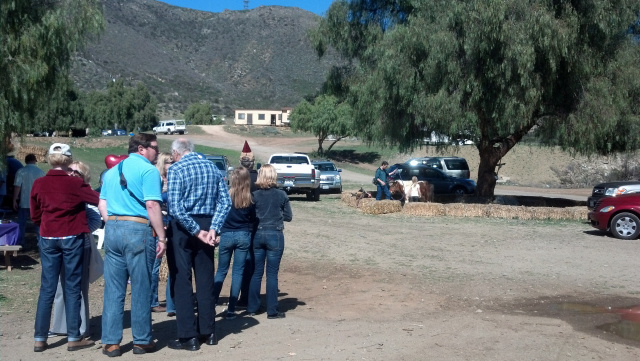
[29,134,293,356]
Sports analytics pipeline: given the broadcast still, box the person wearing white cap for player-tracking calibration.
[30,143,99,353]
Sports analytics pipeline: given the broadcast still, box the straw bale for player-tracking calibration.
[342,190,375,208]
[159,256,168,281]
[361,199,402,214]
[444,203,487,217]
[401,202,446,216]
[343,189,589,221]
[15,145,48,163]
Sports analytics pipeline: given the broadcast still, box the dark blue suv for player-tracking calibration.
[389,163,476,195]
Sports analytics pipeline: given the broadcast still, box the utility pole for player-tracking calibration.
[243,0,249,10]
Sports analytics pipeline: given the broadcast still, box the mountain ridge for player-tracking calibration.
[71,0,339,118]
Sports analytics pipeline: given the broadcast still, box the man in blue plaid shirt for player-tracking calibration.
[166,138,231,351]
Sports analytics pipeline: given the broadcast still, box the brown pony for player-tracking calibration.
[389,180,405,201]
[419,181,434,202]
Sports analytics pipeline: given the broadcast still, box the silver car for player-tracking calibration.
[406,157,471,179]
[312,161,342,194]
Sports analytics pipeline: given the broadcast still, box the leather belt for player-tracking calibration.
[107,215,150,225]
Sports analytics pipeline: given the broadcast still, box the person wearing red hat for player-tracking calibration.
[236,140,258,309]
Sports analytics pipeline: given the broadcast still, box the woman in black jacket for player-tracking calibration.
[212,166,255,319]
[247,164,292,319]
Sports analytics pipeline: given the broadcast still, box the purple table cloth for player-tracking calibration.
[0,222,19,246]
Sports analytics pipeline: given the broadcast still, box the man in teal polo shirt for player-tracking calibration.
[98,134,167,357]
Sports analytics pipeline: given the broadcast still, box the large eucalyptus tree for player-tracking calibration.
[313,0,640,196]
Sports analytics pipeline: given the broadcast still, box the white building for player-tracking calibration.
[234,108,292,126]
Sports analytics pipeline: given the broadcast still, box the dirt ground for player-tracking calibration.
[3,127,639,360]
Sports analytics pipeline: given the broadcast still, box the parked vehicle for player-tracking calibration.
[32,131,49,137]
[588,193,640,240]
[406,157,471,179]
[115,129,127,136]
[205,155,233,184]
[153,120,186,135]
[389,163,476,195]
[587,181,640,210]
[312,160,342,193]
[101,129,114,136]
[422,131,450,145]
[268,153,321,201]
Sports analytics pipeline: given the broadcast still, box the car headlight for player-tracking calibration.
[335,175,341,181]
[605,187,628,196]
[599,206,615,212]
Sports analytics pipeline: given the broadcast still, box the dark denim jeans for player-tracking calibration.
[101,220,154,345]
[165,274,175,313]
[247,230,284,316]
[213,231,251,312]
[17,208,38,246]
[376,183,391,200]
[149,237,161,308]
[34,235,84,342]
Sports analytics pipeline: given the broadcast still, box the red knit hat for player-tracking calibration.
[240,140,254,162]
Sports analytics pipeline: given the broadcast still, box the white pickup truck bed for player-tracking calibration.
[268,154,321,201]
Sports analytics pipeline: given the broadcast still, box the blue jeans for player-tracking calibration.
[247,230,284,316]
[34,235,84,342]
[101,220,154,345]
[149,238,161,307]
[17,208,38,246]
[376,183,391,200]
[213,231,251,313]
[166,274,175,313]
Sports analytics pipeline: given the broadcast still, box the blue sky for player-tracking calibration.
[156,0,335,16]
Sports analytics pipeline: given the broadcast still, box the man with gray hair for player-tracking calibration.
[166,138,231,351]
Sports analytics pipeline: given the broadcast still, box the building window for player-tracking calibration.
[258,114,265,120]
[238,113,245,120]
[278,114,282,120]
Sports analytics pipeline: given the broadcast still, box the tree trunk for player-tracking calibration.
[317,137,324,155]
[325,137,344,154]
[475,119,536,197]
[476,148,501,197]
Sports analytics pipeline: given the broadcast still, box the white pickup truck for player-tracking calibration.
[153,120,186,135]
[267,153,322,201]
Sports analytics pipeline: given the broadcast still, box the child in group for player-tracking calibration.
[247,164,292,319]
[212,166,255,319]
[406,176,421,202]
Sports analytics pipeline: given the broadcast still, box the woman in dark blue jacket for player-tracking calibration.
[247,164,292,319]
[213,166,255,319]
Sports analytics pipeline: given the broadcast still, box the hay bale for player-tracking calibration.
[342,190,375,208]
[15,145,48,163]
[361,199,402,214]
[444,203,486,217]
[401,202,446,216]
[159,256,169,281]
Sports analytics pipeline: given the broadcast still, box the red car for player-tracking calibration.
[588,193,640,240]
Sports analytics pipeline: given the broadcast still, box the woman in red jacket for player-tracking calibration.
[31,143,99,353]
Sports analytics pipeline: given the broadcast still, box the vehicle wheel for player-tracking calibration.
[610,212,640,240]
[452,187,466,196]
[310,188,320,202]
[153,130,157,135]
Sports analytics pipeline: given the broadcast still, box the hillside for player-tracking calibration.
[71,0,341,118]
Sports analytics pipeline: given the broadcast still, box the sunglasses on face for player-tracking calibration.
[147,145,159,153]
[70,169,84,178]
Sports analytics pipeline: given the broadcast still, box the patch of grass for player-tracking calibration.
[184,125,207,135]
[223,125,314,138]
